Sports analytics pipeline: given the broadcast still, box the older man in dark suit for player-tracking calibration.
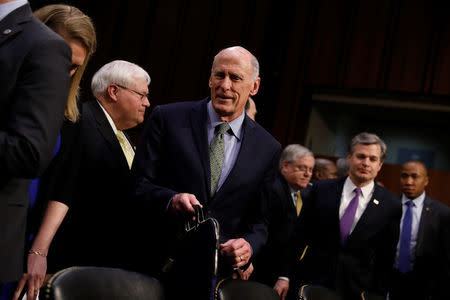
[0,0,70,296]
[292,132,401,300]
[389,160,450,300]
[134,46,280,299]
[252,144,314,300]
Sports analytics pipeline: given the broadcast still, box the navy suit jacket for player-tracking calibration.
[0,4,71,282]
[390,194,450,299]
[42,100,137,272]
[253,174,298,285]
[292,177,401,300]
[134,98,280,269]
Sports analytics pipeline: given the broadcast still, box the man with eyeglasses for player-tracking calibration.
[36,60,151,274]
[252,144,314,300]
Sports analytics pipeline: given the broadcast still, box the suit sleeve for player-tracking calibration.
[242,145,281,256]
[0,37,71,180]
[133,106,178,214]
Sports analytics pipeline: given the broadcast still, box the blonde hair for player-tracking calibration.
[34,4,97,122]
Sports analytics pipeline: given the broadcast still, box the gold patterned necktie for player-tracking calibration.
[209,123,231,197]
[296,191,303,216]
[116,130,134,169]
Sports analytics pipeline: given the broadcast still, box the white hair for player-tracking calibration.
[279,144,314,169]
[91,60,150,98]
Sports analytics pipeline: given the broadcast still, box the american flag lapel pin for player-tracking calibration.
[373,199,379,205]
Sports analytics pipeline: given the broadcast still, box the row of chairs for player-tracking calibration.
[41,266,280,300]
[42,266,385,300]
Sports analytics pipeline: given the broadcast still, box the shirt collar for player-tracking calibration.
[207,100,245,140]
[97,100,118,133]
[344,176,374,199]
[0,0,27,22]
[401,191,426,207]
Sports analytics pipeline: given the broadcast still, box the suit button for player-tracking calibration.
[3,29,12,34]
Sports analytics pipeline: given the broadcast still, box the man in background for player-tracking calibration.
[389,160,450,300]
[0,0,71,297]
[245,96,257,120]
[253,144,314,300]
[312,158,338,182]
[292,132,401,300]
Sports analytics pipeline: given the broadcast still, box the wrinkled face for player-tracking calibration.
[281,155,315,190]
[67,39,87,77]
[348,143,383,186]
[209,50,260,122]
[400,162,429,199]
[115,76,150,129]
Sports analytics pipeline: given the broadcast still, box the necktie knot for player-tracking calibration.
[116,130,134,169]
[215,123,231,136]
[354,187,361,197]
[405,200,413,208]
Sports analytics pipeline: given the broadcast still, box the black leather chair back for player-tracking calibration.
[215,278,280,300]
[361,291,386,300]
[299,284,342,300]
[41,266,164,300]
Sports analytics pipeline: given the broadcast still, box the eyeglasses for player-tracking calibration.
[115,84,149,101]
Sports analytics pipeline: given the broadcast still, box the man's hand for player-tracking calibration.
[232,262,254,280]
[170,193,201,216]
[273,279,289,300]
[219,238,252,268]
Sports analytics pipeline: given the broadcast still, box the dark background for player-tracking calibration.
[29,0,450,204]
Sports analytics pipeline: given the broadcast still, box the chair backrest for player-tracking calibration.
[41,266,164,300]
[215,278,280,300]
[299,284,342,300]
[361,291,386,300]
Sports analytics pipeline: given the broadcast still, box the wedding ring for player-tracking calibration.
[239,255,243,262]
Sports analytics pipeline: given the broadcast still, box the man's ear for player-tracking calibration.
[107,84,119,102]
[249,77,261,96]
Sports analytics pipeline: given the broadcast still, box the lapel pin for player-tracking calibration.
[373,199,379,205]
[426,207,430,211]
[3,29,12,35]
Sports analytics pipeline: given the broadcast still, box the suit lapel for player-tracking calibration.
[349,184,384,243]
[211,116,254,204]
[189,99,210,198]
[0,4,30,46]
[88,101,129,170]
[415,196,433,257]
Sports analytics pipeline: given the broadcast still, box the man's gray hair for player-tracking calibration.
[91,60,151,98]
[279,144,314,169]
[349,132,387,161]
[212,46,260,80]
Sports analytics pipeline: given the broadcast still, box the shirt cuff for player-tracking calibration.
[278,276,289,282]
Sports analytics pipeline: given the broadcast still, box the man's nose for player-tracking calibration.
[220,77,232,90]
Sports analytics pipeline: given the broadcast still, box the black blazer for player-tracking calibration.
[292,177,401,300]
[0,4,71,282]
[390,195,450,300]
[133,98,281,270]
[253,174,298,286]
[45,101,137,272]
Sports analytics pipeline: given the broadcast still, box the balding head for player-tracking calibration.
[209,46,261,122]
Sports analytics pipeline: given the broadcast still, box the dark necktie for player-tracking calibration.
[209,123,230,197]
[398,200,413,273]
[340,187,361,244]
